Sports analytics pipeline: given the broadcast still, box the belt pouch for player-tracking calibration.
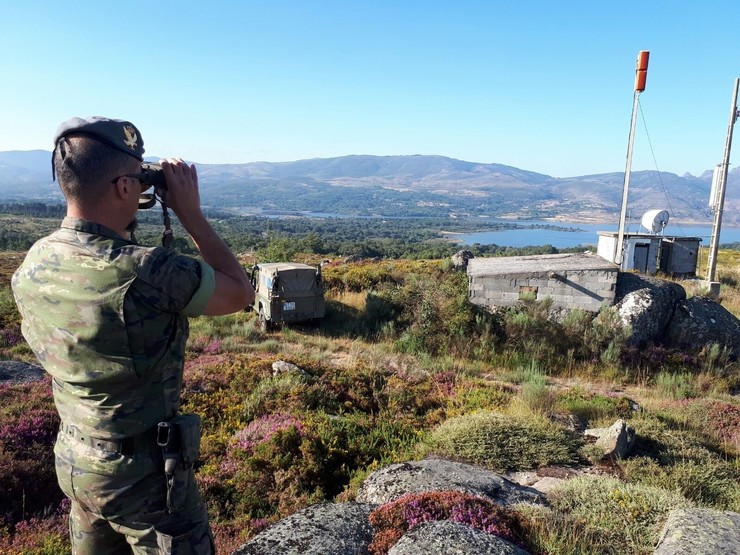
[158,413,201,513]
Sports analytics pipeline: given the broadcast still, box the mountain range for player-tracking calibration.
[1,150,738,224]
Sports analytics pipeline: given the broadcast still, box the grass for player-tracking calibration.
[519,476,693,555]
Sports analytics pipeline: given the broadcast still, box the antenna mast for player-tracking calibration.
[615,50,649,265]
[706,77,739,296]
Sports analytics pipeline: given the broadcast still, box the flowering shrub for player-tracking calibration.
[0,325,22,349]
[0,381,63,532]
[234,413,305,454]
[0,499,69,554]
[0,408,58,450]
[183,353,237,395]
[368,490,521,555]
[707,400,740,452]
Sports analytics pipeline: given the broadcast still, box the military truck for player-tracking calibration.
[249,262,325,331]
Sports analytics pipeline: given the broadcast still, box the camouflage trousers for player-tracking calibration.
[54,428,215,554]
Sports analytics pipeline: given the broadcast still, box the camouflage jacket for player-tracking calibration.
[12,218,215,441]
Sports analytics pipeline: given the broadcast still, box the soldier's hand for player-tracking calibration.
[159,158,202,221]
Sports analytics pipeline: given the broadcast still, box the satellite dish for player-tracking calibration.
[641,209,670,234]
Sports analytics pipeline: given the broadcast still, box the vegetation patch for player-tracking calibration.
[543,476,692,555]
[0,226,738,553]
[368,490,522,555]
[422,411,581,471]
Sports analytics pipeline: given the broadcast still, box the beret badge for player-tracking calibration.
[123,125,138,150]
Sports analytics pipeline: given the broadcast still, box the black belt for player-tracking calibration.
[61,423,156,456]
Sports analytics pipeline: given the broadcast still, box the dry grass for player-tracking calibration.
[684,247,740,317]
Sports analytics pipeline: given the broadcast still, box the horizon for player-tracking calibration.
[0,148,725,179]
[1,148,728,179]
[2,1,739,178]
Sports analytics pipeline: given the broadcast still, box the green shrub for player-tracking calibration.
[376,271,503,359]
[516,503,620,555]
[555,388,633,426]
[0,286,21,328]
[449,378,511,415]
[619,407,740,511]
[422,411,581,471]
[654,371,696,400]
[519,379,557,415]
[548,476,692,554]
[243,372,309,420]
[621,456,740,512]
[583,307,630,365]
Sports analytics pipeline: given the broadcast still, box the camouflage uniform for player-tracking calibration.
[12,217,216,554]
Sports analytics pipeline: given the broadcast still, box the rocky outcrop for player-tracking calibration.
[234,460,544,555]
[654,508,740,555]
[232,458,739,555]
[614,273,686,345]
[584,419,636,460]
[451,250,474,271]
[665,296,740,357]
[0,360,45,385]
[388,520,531,555]
[234,502,374,555]
[356,459,545,507]
[611,273,740,356]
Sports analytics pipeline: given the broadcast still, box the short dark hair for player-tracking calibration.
[54,136,136,203]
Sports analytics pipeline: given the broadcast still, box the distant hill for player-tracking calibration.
[1,151,737,223]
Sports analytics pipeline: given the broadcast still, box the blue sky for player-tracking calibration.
[1,1,739,177]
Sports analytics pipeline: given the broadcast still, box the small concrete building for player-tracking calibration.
[467,253,619,313]
[597,232,701,277]
[597,232,662,274]
[658,237,702,277]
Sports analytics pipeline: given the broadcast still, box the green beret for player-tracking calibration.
[54,116,145,161]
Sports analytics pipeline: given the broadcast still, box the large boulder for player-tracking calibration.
[388,520,531,555]
[654,508,740,555]
[614,273,686,345]
[233,502,374,555]
[665,296,740,357]
[451,250,474,271]
[356,459,544,507]
[0,360,46,385]
[584,419,636,460]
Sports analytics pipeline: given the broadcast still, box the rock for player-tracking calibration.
[584,419,635,460]
[271,360,311,379]
[665,296,740,357]
[504,466,583,495]
[654,508,740,555]
[356,459,545,507]
[0,360,46,385]
[451,250,474,271]
[233,502,374,555]
[549,413,586,433]
[388,520,531,555]
[614,273,686,345]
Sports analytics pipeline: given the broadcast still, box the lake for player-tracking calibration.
[456,221,740,249]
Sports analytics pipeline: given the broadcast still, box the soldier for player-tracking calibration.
[12,116,254,554]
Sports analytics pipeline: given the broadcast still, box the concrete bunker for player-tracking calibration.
[467,253,619,313]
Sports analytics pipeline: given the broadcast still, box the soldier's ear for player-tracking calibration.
[112,176,132,200]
